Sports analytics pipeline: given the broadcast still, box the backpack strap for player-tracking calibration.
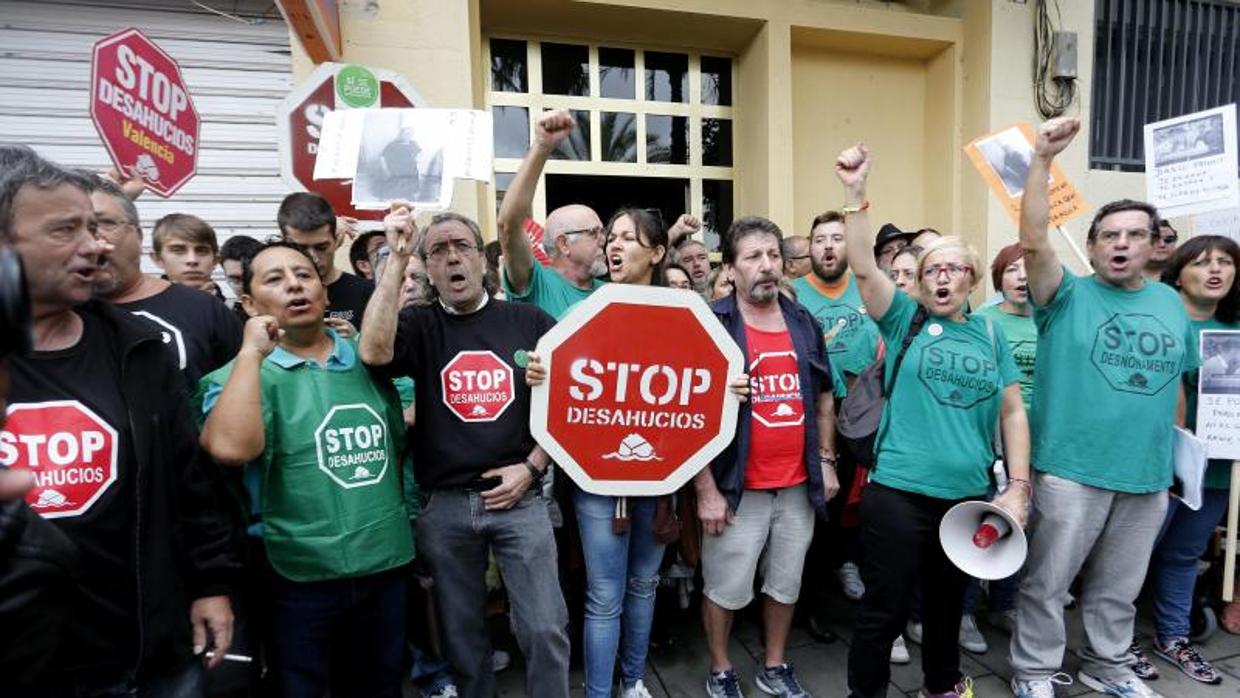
[884,306,929,398]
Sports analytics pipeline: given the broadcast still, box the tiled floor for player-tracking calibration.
[470,593,1240,697]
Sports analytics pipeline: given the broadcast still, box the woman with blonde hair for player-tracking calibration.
[833,144,1032,698]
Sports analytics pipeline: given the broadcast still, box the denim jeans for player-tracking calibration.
[1150,489,1229,642]
[573,491,665,697]
[267,567,406,698]
[416,489,571,698]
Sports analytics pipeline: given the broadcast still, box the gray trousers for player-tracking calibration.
[1009,473,1168,682]
[417,489,571,698]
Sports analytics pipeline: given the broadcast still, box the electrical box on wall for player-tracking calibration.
[1053,31,1077,78]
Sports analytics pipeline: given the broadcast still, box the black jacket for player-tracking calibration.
[14,302,241,686]
[709,292,834,515]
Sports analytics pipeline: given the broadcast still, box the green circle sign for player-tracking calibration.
[335,65,379,108]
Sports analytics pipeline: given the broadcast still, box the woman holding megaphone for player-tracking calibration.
[832,144,1032,698]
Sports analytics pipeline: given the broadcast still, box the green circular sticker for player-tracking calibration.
[335,65,379,109]
[513,350,529,369]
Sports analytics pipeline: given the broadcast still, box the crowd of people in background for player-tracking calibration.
[0,110,1237,698]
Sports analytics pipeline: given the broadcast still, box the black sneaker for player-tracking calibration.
[1154,637,1222,685]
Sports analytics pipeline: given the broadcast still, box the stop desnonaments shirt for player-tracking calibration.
[2,309,138,674]
[1031,270,1197,493]
[873,292,1020,500]
[743,325,807,490]
[373,298,556,489]
[974,304,1037,411]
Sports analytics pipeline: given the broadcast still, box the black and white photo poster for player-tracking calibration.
[1144,104,1239,218]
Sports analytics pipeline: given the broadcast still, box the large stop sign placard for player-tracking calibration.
[90,28,199,198]
[531,285,743,496]
[0,401,119,519]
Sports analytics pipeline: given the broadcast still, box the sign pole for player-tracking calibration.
[1054,225,1092,273]
[1225,460,1240,602]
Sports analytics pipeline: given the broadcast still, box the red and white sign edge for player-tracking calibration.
[275,61,428,196]
[529,284,744,497]
[7,399,120,519]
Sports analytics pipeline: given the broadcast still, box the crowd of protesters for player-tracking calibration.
[0,110,1236,698]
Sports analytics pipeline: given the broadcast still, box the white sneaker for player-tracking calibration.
[837,562,865,601]
[890,635,911,664]
[1010,673,1072,698]
[621,679,654,698]
[491,649,510,673]
[906,620,923,644]
[1076,671,1163,697]
[958,614,988,654]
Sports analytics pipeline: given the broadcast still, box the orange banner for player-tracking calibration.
[965,123,1087,229]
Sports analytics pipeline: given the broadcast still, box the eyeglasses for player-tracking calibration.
[563,226,605,240]
[426,239,479,260]
[922,263,974,280]
[1158,233,1179,245]
[1096,228,1151,243]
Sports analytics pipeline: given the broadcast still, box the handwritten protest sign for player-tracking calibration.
[1144,104,1239,219]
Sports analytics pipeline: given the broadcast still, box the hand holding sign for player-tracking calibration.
[383,200,417,257]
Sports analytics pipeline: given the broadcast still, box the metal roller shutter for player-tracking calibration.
[0,0,292,271]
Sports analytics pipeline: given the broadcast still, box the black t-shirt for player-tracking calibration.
[377,299,555,489]
[116,284,243,388]
[327,272,375,331]
[2,309,138,673]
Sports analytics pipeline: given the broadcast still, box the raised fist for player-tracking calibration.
[242,315,282,357]
[535,109,575,150]
[383,200,418,258]
[833,144,871,193]
[1033,117,1080,160]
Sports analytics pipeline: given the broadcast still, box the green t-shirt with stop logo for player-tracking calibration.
[792,271,881,389]
[1030,270,1198,493]
[199,331,414,582]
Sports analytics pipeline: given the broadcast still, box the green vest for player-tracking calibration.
[203,335,414,582]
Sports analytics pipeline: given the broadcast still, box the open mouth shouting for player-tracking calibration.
[286,297,313,315]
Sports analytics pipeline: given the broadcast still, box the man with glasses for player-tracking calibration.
[360,205,570,698]
[497,109,607,319]
[1008,118,1196,698]
[1143,220,1180,281]
[88,176,242,388]
[781,235,811,279]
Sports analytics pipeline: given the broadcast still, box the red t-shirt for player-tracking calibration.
[743,325,808,490]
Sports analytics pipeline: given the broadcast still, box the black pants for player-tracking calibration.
[846,483,971,697]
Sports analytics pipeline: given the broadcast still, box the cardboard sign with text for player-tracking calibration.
[965,123,1086,228]
[1196,329,1240,460]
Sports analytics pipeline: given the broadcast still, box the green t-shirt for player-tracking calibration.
[975,304,1037,411]
[503,260,603,319]
[1030,270,1199,493]
[793,271,881,382]
[871,292,1020,500]
[1184,317,1237,490]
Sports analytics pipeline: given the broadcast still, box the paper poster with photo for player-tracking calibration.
[313,107,494,210]
[965,123,1087,228]
[1195,329,1240,460]
[1144,104,1239,219]
[353,109,453,210]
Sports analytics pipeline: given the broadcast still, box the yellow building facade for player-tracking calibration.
[293,0,1161,292]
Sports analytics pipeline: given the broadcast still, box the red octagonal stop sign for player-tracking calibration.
[277,62,424,220]
[90,28,199,198]
[0,401,120,519]
[531,285,743,496]
[441,350,516,423]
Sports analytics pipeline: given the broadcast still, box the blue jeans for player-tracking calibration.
[1150,490,1229,642]
[574,491,666,697]
[417,489,571,698]
[267,567,406,698]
